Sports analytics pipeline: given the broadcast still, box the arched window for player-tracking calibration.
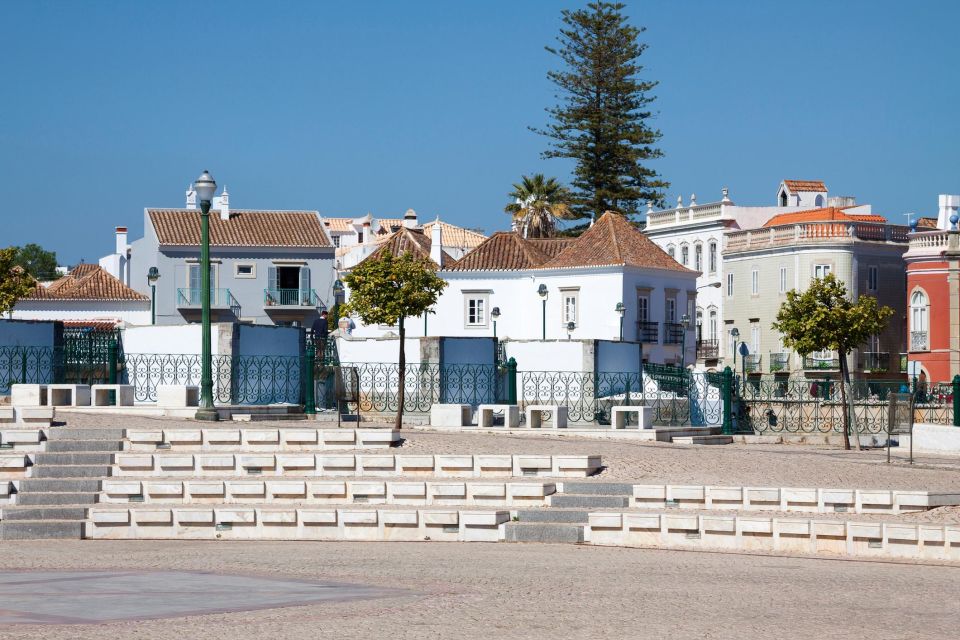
[708,241,717,274]
[694,244,703,272]
[911,290,929,351]
[680,244,689,266]
[815,194,824,207]
[779,190,788,206]
[667,244,676,259]
[708,308,718,341]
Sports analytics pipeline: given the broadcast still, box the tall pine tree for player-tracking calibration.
[535,2,668,219]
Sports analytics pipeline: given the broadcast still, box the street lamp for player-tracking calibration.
[697,282,722,290]
[193,170,219,422]
[491,306,501,338]
[537,284,548,340]
[680,313,691,367]
[147,267,160,325]
[731,327,740,367]
[566,320,576,340]
[615,302,624,341]
[332,278,345,305]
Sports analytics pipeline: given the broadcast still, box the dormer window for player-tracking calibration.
[779,190,788,207]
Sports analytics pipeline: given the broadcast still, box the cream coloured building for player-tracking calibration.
[723,207,909,377]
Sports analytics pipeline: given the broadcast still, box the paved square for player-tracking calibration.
[0,570,402,624]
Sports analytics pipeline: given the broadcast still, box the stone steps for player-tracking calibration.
[670,435,734,445]
[561,482,633,496]
[516,509,589,524]
[15,492,98,506]
[2,506,88,521]
[18,479,101,492]
[33,453,115,465]
[31,465,112,478]
[0,521,85,539]
[549,494,630,509]
[46,440,123,452]
[503,522,585,544]
[46,428,125,441]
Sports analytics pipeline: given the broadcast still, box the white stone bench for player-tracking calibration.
[0,407,13,423]
[91,384,135,407]
[430,403,472,427]
[11,384,47,407]
[46,384,91,407]
[15,406,54,426]
[524,405,568,429]
[477,404,520,428]
[611,405,654,429]
[156,385,199,407]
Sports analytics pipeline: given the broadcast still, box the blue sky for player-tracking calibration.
[1,0,957,265]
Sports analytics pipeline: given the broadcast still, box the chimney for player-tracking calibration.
[430,219,443,265]
[219,186,230,221]
[937,194,960,230]
[186,184,197,209]
[403,208,418,229]
[362,214,372,245]
[115,227,128,255]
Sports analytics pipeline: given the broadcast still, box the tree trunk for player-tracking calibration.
[838,350,860,451]
[395,317,405,430]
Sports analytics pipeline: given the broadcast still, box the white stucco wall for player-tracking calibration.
[11,301,150,326]
[337,337,422,364]
[122,324,227,355]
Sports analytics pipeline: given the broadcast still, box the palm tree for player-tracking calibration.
[504,174,574,238]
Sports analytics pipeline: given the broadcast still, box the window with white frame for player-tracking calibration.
[867,265,878,291]
[708,308,718,341]
[665,297,676,323]
[331,235,341,248]
[911,290,928,332]
[680,244,689,266]
[694,244,703,272]
[234,263,256,279]
[751,268,759,295]
[561,289,579,326]
[814,264,832,279]
[464,293,489,327]
[779,266,787,294]
[708,241,717,274]
[637,294,650,322]
[667,245,675,259]
[727,273,734,296]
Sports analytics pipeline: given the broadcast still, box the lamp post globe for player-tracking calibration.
[194,170,219,421]
[491,306,501,338]
[147,267,160,325]
[537,284,548,340]
[615,302,624,341]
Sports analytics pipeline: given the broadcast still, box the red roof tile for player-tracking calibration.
[149,209,329,247]
[445,232,554,271]
[762,207,887,228]
[362,227,453,269]
[783,180,828,192]
[26,265,148,301]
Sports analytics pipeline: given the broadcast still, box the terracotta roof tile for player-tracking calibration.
[363,227,452,269]
[26,265,148,301]
[149,209,329,247]
[783,180,828,192]
[916,217,939,229]
[445,232,554,271]
[421,220,487,249]
[540,212,694,272]
[528,237,577,258]
[322,218,354,233]
[762,207,888,228]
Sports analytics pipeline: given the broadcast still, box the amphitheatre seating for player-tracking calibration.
[98,479,556,507]
[430,403,472,427]
[91,384,135,407]
[11,384,46,407]
[14,407,54,426]
[524,405,568,429]
[477,404,520,428]
[0,429,44,451]
[112,453,601,478]
[0,407,12,423]
[124,428,401,451]
[46,384,91,407]
[0,453,31,479]
[156,385,199,407]
[611,406,654,429]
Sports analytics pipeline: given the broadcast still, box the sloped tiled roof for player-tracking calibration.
[149,209,329,247]
[363,227,453,269]
[445,232,554,271]
[762,207,887,228]
[26,264,148,301]
[528,237,577,258]
[783,180,828,192]
[916,217,939,230]
[421,220,487,249]
[322,218,354,233]
[540,211,694,272]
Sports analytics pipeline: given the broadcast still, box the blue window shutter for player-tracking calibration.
[300,266,311,304]
[267,265,277,294]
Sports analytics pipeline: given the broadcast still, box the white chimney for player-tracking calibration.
[185,184,197,209]
[937,194,960,230]
[403,208,418,229]
[115,226,128,255]
[362,214,372,245]
[430,219,443,265]
[218,186,230,220]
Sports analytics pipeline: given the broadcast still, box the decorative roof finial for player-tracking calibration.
[646,200,653,214]
[676,194,683,209]
[722,186,730,202]
[689,193,697,207]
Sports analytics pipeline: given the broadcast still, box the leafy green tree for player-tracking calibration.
[772,274,893,450]
[0,247,36,315]
[13,243,58,281]
[504,174,575,238]
[535,1,668,219]
[341,252,447,428]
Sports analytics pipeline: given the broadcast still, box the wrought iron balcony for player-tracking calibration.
[803,354,840,370]
[743,354,761,373]
[861,351,890,372]
[264,288,324,308]
[769,352,790,372]
[910,331,929,352]
[177,288,238,309]
[636,321,659,343]
[696,339,719,360]
[664,322,685,345]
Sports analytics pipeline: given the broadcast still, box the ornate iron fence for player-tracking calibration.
[0,346,58,394]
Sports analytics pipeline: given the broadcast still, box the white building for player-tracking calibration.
[347,212,699,366]
[643,180,868,366]
[11,264,151,325]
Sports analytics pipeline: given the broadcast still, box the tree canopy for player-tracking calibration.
[0,247,36,315]
[13,243,58,281]
[504,174,574,238]
[535,1,668,219]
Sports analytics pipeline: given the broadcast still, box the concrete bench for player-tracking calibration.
[525,405,568,429]
[477,404,520,428]
[430,403,472,427]
[91,384,135,407]
[157,385,199,407]
[0,407,13,423]
[15,406,54,426]
[11,384,47,407]
[46,384,91,407]
[611,405,654,429]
